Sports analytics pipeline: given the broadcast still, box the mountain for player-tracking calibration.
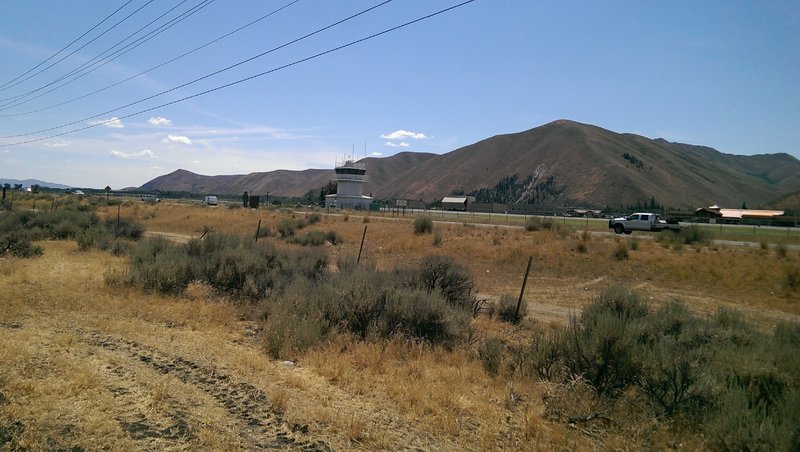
[141,151,437,198]
[140,120,800,209]
[0,178,72,189]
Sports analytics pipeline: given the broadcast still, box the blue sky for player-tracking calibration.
[0,0,798,189]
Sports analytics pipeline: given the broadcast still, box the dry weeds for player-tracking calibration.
[2,202,798,450]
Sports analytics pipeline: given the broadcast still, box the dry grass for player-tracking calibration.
[2,202,798,449]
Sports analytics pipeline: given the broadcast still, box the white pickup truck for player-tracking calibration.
[608,213,681,234]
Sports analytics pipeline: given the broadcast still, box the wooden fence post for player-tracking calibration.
[515,256,533,322]
[255,219,262,243]
[357,225,367,265]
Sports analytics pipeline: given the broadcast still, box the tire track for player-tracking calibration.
[82,330,331,451]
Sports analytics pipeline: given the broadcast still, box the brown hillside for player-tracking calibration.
[376,120,800,208]
[140,120,800,208]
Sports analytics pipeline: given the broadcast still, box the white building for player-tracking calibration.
[324,159,373,210]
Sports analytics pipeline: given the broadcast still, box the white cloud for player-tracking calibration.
[161,134,192,145]
[89,117,124,128]
[385,141,410,148]
[191,160,201,164]
[148,116,172,126]
[110,149,157,159]
[370,152,383,156]
[380,130,427,140]
[43,141,70,148]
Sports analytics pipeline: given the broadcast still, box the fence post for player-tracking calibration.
[515,256,533,321]
[357,224,367,265]
[255,219,262,242]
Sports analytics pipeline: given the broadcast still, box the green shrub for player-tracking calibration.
[527,332,562,380]
[306,212,322,225]
[413,216,433,235]
[417,255,475,311]
[289,231,326,246]
[122,234,327,299]
[432,230,442,247]
[276,217,307,238]
[525,217,554,231]
[679,225,712,246]
[633,302,714,416]
[612,241,629,260]
[496,293,524,324]
[325,230,342,245]
[479,339,504,376]
[782,266,800,293]
[561,286,649,395]
[0,233,43,258]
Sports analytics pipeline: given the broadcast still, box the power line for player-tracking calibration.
[0,0,301,118]
[0,0,216,111]
[0,0,135,91]
[1,0,395,139]
[0,0,477,148]
[0,0,157,98]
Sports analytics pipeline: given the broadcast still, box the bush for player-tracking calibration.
[479,339,504,376]
[525,217,553,231]
[276,217,307,238]
[122,234,327,299]
[0,233,43,258]
[432,230,442,247]
[783,266,800,293]
[417,255,475,311]
[413,216,433,235]
[679,225,712,246]
[306,212,322,225]
[612,241,629,260]
[561,286,649,395]
[496,293,524,324]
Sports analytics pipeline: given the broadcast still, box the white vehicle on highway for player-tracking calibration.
[203,195,218,206]
[608,212,681,234]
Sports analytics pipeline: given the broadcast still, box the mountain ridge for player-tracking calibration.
[140,120,800,209]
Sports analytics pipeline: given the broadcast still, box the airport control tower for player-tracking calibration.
[324,159,372,210]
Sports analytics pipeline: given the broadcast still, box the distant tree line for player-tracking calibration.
[456,173,564,205]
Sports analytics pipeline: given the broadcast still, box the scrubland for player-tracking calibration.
[1,195,798,450]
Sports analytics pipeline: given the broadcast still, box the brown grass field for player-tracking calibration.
[1,199,798,450]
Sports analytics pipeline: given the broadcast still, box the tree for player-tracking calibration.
[13,184,22,191]
[105,185,111,199]
[31,184,40,194]
[741,201,748,209]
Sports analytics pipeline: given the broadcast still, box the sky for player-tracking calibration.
[0,0,798,189]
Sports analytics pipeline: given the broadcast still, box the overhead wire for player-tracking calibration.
[0,0,135,91]
[0,0,217,111]
[0,0,301,117]
[1,0,395,139]
[0,0,477,148]
[0,0,157,96]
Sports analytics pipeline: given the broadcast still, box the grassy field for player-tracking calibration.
[1,196,799,450]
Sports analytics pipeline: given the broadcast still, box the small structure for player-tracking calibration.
[325,159,372,210]
[695,205,785,223]
[441,196,474,211]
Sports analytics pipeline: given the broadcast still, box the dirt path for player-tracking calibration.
[81,329,329,451]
